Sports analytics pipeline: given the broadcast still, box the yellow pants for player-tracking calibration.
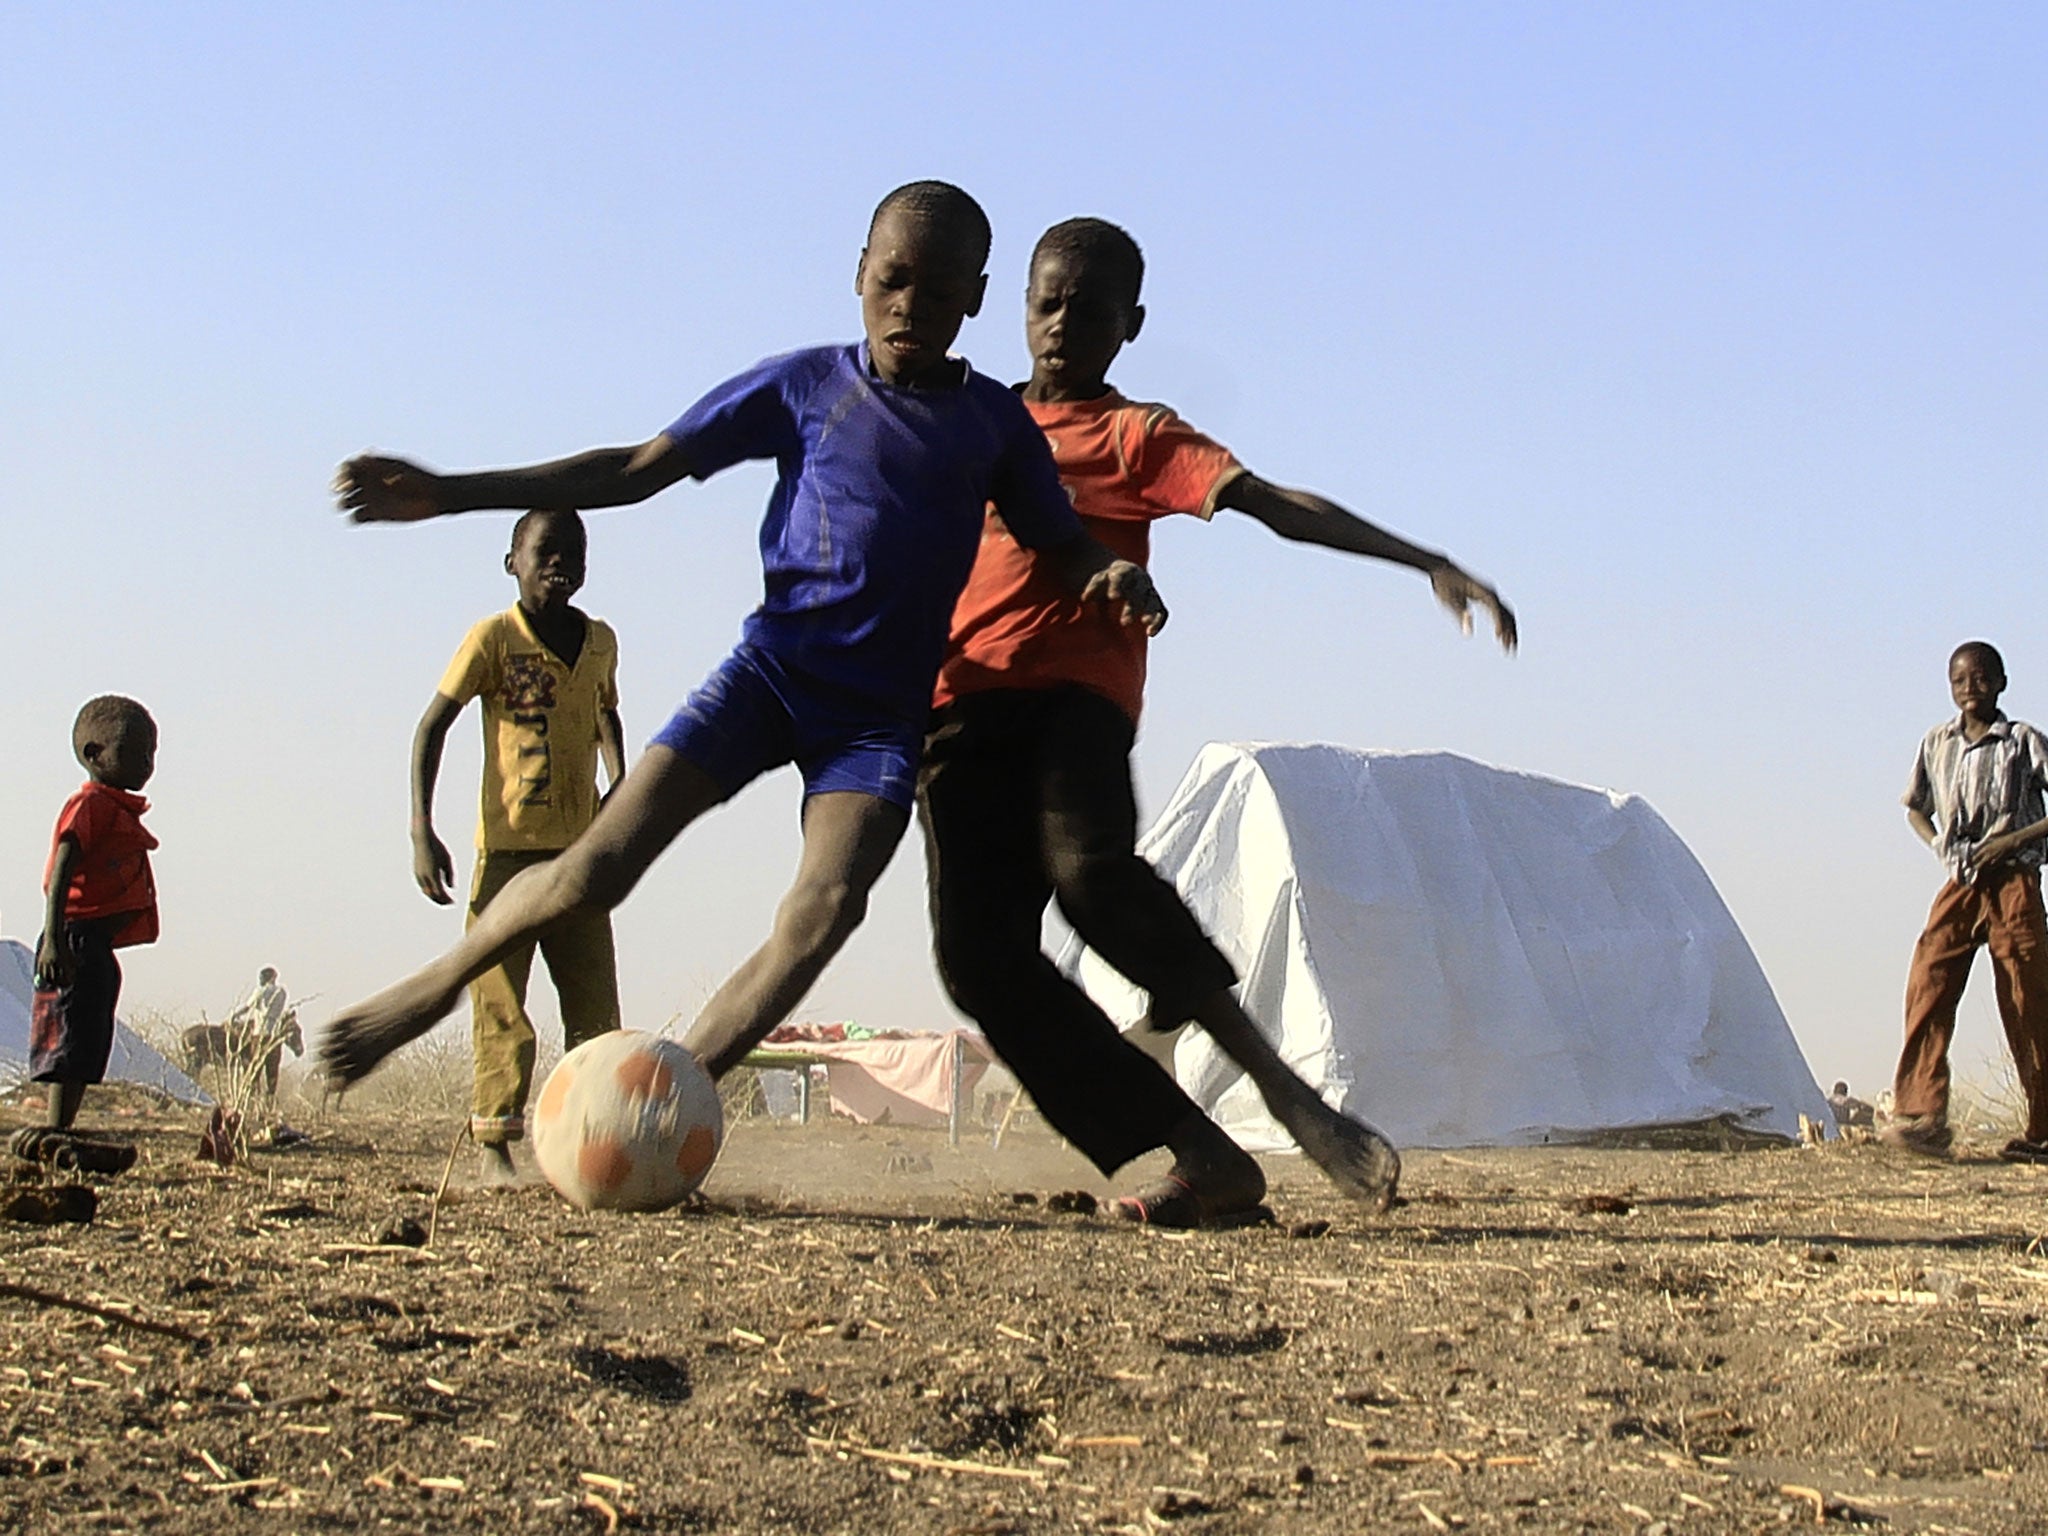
[467,849,620,1144]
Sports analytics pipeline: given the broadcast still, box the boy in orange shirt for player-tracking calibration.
[17,696,160,1172]
[923,219,1516,1225]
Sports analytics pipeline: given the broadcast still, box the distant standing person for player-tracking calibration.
[1885,641,2048,1162]
[227,965,302,1098]
[412,509,626,1183]
[16,696,161,1173]
[236,966,290,1037]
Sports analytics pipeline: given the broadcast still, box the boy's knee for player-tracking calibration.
[543,843,634,915]
[935,929,1041,1019]
[1046,844,1134,915]
[778,873,870,955]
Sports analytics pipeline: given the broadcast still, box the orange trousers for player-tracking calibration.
[1894,868,2048,1142]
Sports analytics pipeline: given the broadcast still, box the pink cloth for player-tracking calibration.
[764,1030,990,1128]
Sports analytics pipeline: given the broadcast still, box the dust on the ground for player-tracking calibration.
[4,1084,2047,1534]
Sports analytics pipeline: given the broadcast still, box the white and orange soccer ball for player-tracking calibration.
[532,1031,723,1212]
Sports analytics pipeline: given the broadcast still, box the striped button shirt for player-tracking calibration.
[1905,713,2048,883]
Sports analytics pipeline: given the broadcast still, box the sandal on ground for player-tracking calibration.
[9,1128,137,1175]
[9,1127,66,1164]
[1998,1137,2048,1166]
[1109,1173,1269,1230]
[67,1137,139,1175]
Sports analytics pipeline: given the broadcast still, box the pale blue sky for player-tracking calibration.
[3,4,2042,1099]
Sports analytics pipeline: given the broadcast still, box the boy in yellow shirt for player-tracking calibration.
[411,509,625,1181]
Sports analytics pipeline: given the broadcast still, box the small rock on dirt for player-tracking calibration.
[373,1213,429,1247]
[1574,1192,1634,1215]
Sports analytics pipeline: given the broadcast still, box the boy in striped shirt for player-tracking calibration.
[1886,641,2048,1161]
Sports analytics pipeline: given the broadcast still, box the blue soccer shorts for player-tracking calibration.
[650,644,923,811]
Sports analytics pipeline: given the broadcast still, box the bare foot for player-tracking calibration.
[475,1144,520,1188]
[317,972,466,1088]
[1276,1096,1401,1213]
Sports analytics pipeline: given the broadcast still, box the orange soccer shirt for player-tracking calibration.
[935,392,1241,722]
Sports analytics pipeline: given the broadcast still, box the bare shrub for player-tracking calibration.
[121,1005,198,1083]
[303,1028,474,1127]
[720,1065,768,1122]
[1951,1059,2026,1137]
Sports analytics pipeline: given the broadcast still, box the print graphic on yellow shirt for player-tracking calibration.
[437,607,619,852]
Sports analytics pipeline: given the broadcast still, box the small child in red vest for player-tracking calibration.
[17,695,161,1172]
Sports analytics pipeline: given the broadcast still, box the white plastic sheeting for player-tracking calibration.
[0,938,209,1103]
[1061,745,1829,1150]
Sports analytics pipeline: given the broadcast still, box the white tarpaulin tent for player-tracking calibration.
[0,937,208,1103]
[1062,744,1829,1149]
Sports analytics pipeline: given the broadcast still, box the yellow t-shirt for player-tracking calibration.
[438,607,620,852]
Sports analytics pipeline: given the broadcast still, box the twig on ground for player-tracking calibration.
[0,1282,207,1345]
[805,1435,1048,1481]
[203,1477,279,1494]
[427,1120,472,1248]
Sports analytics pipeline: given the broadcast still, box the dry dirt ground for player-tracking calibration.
[4,1085,2048,1535]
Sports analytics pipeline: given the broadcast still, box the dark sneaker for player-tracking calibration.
[1998,1137,2048,1166]
[1879,1118,1953,1158]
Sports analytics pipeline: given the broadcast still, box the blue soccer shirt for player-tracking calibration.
[663,344,1083,721]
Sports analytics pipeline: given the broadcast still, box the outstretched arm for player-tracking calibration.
[334,435,693,524]
[410,694,464,905]
[1042,534,1168,636]
[1216,473,1517,651]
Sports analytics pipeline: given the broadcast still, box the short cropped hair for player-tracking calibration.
[510,507,585,555]
[870,181,992,268]
[1951,639,2007,683]
[1032,217,1145,309]
[73,695,155,767]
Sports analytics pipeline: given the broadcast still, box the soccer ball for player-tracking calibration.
[532,1031,723,1212]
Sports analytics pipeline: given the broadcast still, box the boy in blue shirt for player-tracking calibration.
[322,182,1161,1091]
